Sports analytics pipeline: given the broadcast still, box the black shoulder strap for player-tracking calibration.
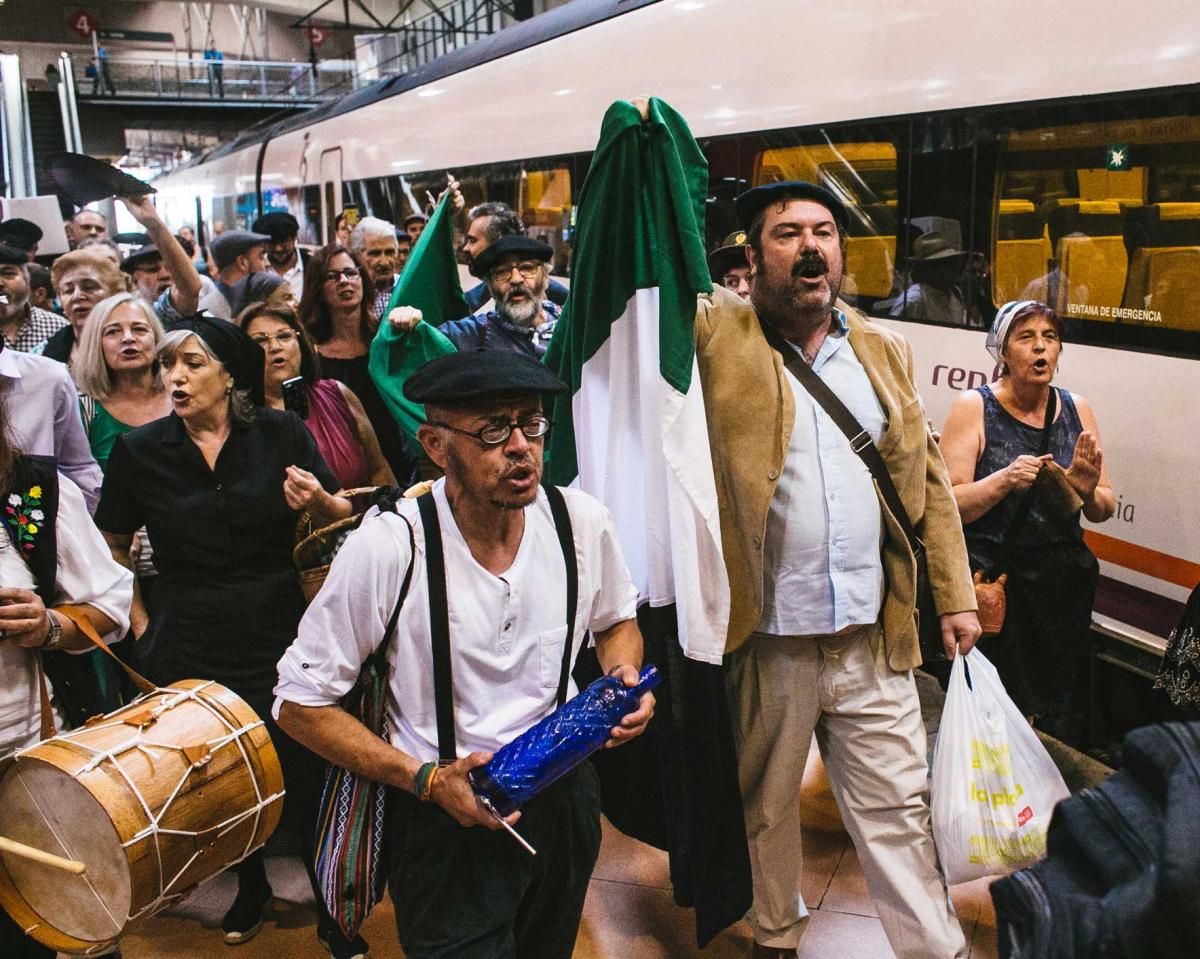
[543,484,579,708]
[759,318,924,557]
[363,512,416,672]
[990,388,1058,577]
[417,491,456,762]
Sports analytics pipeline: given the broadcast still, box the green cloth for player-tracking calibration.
[88,401,134,473]
[543,96,711,486]
[368,194,468,442]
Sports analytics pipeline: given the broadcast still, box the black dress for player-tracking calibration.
[317,351,420,487]
[95,407,338,826]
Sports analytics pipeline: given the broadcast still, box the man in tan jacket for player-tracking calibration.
[695,181,980,959]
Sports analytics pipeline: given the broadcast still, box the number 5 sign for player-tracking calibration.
[68,10,100,39]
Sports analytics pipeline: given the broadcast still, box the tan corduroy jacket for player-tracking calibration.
[695,287,977,672]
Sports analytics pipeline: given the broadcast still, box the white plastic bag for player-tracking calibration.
[930,649,1070,884]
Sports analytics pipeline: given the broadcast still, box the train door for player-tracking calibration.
[319,147,343,243]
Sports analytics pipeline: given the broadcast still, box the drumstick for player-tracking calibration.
[0,836,87,875]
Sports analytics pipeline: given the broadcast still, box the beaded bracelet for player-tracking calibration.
[413,761,438,801]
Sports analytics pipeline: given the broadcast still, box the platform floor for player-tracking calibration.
[104,739,999,959]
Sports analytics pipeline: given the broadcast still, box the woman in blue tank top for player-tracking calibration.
[940,301,1116,741]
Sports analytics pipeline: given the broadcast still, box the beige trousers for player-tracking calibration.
[725,624,966,958]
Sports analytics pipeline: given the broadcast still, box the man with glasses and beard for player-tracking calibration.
[390,235,560,357]
[693,182,981,959]
[276,349,654,959]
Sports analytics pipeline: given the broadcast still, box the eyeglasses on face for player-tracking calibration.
[324,267,362,282]
[249,330,298,347]
[489,260,543,284]
[428,414,551,446]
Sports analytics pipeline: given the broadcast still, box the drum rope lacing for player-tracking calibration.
[13,683,285,930]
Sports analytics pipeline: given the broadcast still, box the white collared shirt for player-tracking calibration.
[0,348,103,513]
[277,259,304,300]
[757,311,888,637]
[274,481,639,760]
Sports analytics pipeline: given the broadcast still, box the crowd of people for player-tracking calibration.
[0,161,1164,959]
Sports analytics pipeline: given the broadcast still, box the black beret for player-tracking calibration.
[171,315,265,406]
[470,235,554,279]
[0,218,43,250]
[43,151,155,205]
[735,181,849,234]
[0,243,29,266]
[251,211,300,239]
[121,244,161,273]
[403,349,568,406]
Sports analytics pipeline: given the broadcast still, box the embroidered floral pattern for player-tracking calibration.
[4,485,43,556]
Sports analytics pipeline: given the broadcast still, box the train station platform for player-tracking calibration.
[107,673,1110,959]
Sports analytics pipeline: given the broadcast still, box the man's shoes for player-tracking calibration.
[318,918,370,959]
[751,945,798,959]
[221,883,272,946]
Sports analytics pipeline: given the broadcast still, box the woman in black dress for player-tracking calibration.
[298,244,419,485]
[96,316,356,953]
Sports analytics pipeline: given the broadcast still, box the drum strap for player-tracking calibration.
[419,484,580,765]
[34,605,158,740]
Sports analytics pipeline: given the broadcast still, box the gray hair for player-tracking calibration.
[157,328,255,425]
[349,216,397,250]
[468,202,524,244]
[75,292,165,402]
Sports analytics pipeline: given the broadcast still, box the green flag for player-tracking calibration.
[543,97,729,665]
[368,194,469,441]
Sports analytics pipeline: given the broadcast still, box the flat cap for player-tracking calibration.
[121,244,162,273]
[403,349,568,405]
[0,218,43,251]
[403,213,428,227]
[210,229,271,270]
[708,230,750,279]
[735,181,849,234]
[0,243,28,266]
[471,234,554,279]
[251,211,300,239]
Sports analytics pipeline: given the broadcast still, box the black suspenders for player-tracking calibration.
[417,484,579,763]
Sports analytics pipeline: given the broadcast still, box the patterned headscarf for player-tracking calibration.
[986,300,1042,362]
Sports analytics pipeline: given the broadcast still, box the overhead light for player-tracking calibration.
[391,160,418,168]
[675,2,705,10]
[553,88,573,96]
[417,87,444,97]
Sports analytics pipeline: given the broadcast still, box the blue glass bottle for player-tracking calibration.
[470,664,661,816]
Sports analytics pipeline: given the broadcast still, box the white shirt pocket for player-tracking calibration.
[538,626,570,689]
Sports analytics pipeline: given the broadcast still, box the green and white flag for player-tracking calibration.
[368,194,465,441]
[545,98,729,664]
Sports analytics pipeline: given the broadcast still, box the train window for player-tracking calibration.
[996,116,1200,339]
[519,167,572,275]
[301,185,322,246]
[211,195,239,234]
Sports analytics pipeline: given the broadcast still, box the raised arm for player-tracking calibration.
[120,195,202,315]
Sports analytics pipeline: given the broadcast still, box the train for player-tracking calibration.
[153,0,1200,686]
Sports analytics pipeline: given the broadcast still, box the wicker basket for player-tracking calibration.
[293,487,380,603]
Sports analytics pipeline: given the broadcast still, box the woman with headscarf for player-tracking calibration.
[95,315,352,950]
[238,300,394,489]
[299,244,420,486]
[940,300,1115,740]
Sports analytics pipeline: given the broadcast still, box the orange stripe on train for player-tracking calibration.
[1084,530,1200,590]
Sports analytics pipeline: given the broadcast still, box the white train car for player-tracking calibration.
[155,0,1200,667]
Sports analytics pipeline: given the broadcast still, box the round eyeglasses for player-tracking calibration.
[428,415,551,446]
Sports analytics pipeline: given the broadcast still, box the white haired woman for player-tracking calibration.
[95,315,350,949]
[940,300,1115,740]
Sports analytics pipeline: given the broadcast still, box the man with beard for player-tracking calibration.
[0,244,66,352]
[253,211,308,300]
[693,182,980,959]
[275,349,654,959]
[459,202,569,312]
[391,235,560,357]
[349,216,401,321]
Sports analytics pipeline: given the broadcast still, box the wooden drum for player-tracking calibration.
[0,680,285,955]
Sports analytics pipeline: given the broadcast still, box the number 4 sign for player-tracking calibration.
[68,10,100,39]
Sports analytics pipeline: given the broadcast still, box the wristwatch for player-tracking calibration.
[42,610,64,651]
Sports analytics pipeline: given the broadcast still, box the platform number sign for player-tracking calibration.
[1106,143,1131,172]
[304,25,332,48]
[68,10,100,39]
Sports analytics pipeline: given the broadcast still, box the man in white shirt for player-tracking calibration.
[276,350,654,959]
[253,212,306,300]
